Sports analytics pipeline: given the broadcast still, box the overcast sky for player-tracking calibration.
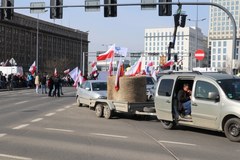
[15,0,210,52]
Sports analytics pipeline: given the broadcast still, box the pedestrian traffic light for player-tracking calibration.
[104,0,117,17]
[0,0,14,20]
[50,0,63,19]
[180,14,187,28]
[159,0,172,16]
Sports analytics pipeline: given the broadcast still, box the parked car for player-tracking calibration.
[76,80,107,107]
[155,71,240,142]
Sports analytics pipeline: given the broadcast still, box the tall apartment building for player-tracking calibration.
[144,27,208,71]
[209,0,240,73]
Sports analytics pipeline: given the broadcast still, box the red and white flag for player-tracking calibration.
[29,61,36,75]
[162,60,174,68]
[97,45,115,61]
[64,69,70,74]
[108,55,114,76]
[73,70,85,88]
[151,69,157,81]
[115,59,124,91]
[91,61,98,78]
[125,57,142,76]
[54,68,58,77]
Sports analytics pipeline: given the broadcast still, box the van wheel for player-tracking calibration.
[77,98,82,107]
[103,104,112,119]
[160,120,176,130]
[224,118,240,142]
[95,104,103,117]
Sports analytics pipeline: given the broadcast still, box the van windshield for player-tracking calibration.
[217,79,240,100]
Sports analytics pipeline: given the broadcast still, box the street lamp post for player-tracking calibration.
[81,31,89,75]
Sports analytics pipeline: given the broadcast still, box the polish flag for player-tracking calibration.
[115,59,125,91]
[29,61,36,75]
[97,45,115,61]
[162,60,174,68]
[125,57,142,76]
[108,56,114,76]
[54,68,58,77]
[151,69,157,81]
[64,69,70,74]
[73,70,85,88]
[91,61,98,78]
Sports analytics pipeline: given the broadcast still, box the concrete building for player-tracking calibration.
[209,0,240,73]
[0,13,89,75]
[144,27,208,71]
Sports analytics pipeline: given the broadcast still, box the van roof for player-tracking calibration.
[161,72,240,81]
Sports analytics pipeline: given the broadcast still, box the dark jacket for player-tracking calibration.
[41,76,47,85]
[178,90,191,103]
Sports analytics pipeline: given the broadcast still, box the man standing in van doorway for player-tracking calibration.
[178,83,192,119]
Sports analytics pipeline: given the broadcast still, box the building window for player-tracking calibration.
[218,48,221,54]
[223,41,227,47]
[218,62,221,67]
[218,41,221,47]
[223,55,226,60]
[237,41,239,46]
[212,55,216,60]
[213,42,216,47]
[212,62,216,67]
[212,48,216,54]
[218,55,221,60]
[223,48,227,54]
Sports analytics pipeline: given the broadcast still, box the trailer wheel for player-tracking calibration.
[103,104,112,119]
[95,104,103,117]
[76,97,82,107]
[160,120,176,130]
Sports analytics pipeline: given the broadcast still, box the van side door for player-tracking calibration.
[192,80,221,129]
[155,78,175,121]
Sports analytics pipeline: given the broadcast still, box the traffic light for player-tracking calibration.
[180,14,187,28]
[104,0,117,17]
[50,0,63,19]
[174,54,178,62]
[0,0,14,20]
[174,13,180,27]
[159,0,172,16]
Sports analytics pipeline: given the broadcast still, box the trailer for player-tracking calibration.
[77,97,156,119]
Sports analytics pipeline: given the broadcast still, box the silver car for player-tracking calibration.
[76,80,107,107]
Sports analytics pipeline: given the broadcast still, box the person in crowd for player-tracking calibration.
[41,74,47,94]
[53,75,61,97]
[35,73,40,94]
[27,73,33,88]
[177,83,192,119]
[48,76,54,97]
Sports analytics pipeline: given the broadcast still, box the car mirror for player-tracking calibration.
[85,87,91,91]
[208,92,219,101]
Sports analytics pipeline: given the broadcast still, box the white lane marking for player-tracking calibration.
[159,140,196,146]
[45,113,56,117]
[12,124,30,130]
[45,128,74,133]
[0,134,7,138]
[56,108,65,112]
[31,118,43,123]
[90,133,128,139]
[15,101,28,105]
[64,106,72,109]
[0,154,32,160]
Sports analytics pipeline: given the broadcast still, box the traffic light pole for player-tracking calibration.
[0,1,237,74]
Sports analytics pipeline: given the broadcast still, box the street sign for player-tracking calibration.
[195,49,205,61]
[85,0,100,12]
[30,2,46,14]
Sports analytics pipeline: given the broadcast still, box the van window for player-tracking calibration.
[158,79,174,97]
[195,81,219,100]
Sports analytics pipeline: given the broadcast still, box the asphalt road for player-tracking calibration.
[0,88,239,160]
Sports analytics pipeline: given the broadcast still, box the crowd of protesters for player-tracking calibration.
[0,72,28,89]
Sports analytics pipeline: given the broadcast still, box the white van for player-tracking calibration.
[155,72,240,142]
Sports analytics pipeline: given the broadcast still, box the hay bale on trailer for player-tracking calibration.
[107,76,146,103]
